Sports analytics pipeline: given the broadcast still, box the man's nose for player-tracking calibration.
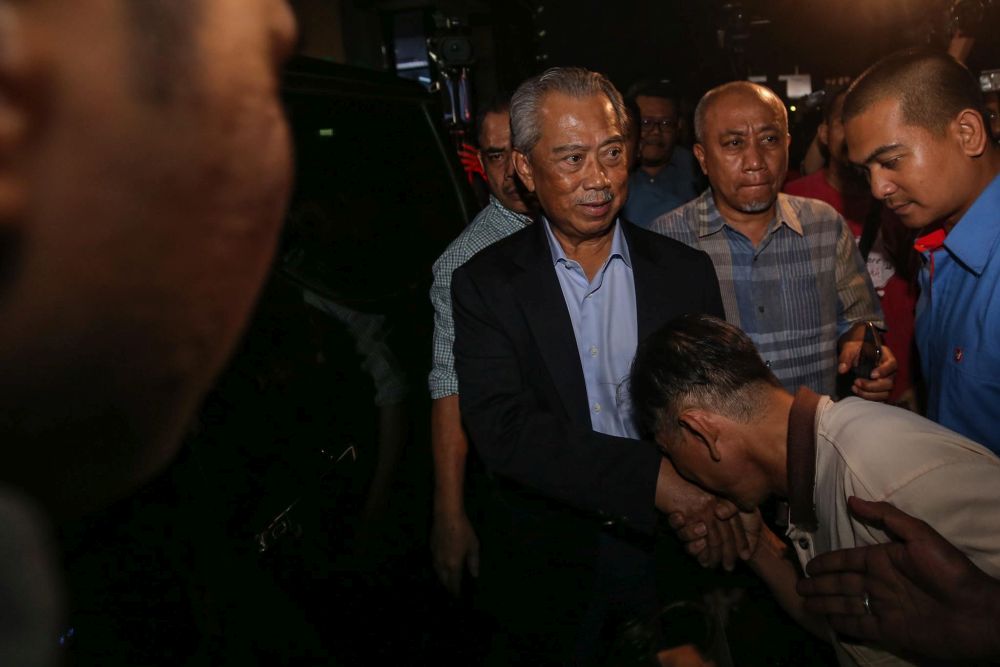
[743,143,765,171]
[503,154,516,180]
[870,169,897,200]
[582,157,611,189]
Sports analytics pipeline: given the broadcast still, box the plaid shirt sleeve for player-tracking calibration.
[428,202,531,399]
[833,214,885,335]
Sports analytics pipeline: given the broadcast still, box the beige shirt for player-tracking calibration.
[787,395,1000,667]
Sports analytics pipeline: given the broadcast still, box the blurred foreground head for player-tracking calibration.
[0,0,297,516]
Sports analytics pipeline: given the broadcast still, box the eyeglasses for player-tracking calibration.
[640,118,678,133]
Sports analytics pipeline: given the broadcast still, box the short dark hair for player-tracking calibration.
[821,85,849,124]
[474,94,512,148]
[843,48,987,135]
[626,79,681,108]
[125,0,199,102]
[629,314,781,442]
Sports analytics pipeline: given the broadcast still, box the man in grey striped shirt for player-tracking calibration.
[429,98,534,597]
[650,82,896,398]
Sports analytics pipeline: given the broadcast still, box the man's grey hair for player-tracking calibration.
[510,67,630,155]
[693,81,787,144]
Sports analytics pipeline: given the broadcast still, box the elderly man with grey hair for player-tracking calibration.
[451,66,745,665]
[650,81,895,402]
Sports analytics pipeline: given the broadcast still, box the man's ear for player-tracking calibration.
[692,143,708,176]
[678,408,722,462]
[512,149,535,192]
[954,108,989,158]
[816,122,829,149]
[0,3,38,225]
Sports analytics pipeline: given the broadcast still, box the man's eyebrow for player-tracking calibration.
[551,143,588,155]
[551,135,624,155]
[482,145,507,153]
[860,143,904,166]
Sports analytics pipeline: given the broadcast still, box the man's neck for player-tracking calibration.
[751,388,794,499]
[640,161,667,178]
[713,194,776,247]
[551,223,616,281]
[944,151,1000,232]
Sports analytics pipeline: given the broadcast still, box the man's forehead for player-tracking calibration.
[636,95,677,115]
[709,90,783,124]
[480,111,511,146]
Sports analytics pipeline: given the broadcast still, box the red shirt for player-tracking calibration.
[785,170,918,401]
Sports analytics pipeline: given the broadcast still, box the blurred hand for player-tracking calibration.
[431,510,480,597]
[797,497,1000,662]
[457,143,485,185]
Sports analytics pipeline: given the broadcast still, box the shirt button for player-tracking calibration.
[590,346,599,357]
[593,403,602,413]
[585,293,593,300]
[758,306,765,313]
[797,538,810,550]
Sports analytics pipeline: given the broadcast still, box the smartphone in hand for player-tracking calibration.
[853,321,883,379]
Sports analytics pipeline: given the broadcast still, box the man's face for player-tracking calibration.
[694,90,789,221]
[846,98,974,229]
[658,418,765,513]
[513,92,628,243]
[2,0,296,478]
[636,94,679,168]
[478,110,528,214]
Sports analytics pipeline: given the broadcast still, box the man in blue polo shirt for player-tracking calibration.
[844,48,1000,452]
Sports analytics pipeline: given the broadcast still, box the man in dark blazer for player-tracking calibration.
[452,67,748,666]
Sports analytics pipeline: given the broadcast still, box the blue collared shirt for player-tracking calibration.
[543,219,639,439]
[622,146,700,228]
[916,172,1000,453]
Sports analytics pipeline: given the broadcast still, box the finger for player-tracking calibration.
[718,516,738,571]
[686,537,707,556]
[674,521,709,543]
[804,545,870,576]
[797,571,867,597]
[837,341,860,374]
[702,516,723,568]
[847,496,936,547]
[870,353,898,380]
[852,378,892,401]
[728,513,752,560]
[801,593,869,616]
[714,498,739,521]
[668,512,688,530]
[824,613,882,644]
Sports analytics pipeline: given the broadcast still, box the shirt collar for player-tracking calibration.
[696,190,804,238]
[542,217,632,269]
[940,172,1000,276]
[488,194,534,227]
[786,386,822,532]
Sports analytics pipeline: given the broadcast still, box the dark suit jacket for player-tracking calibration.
[452,220,724,601]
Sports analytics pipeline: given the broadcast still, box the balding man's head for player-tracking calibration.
[694,82,787,144]
[692,82,790,222]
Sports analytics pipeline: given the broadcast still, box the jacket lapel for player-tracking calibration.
[625,223,670,341]
[511,222,591,428]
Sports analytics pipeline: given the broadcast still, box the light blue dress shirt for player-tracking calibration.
[542,219,639,439]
